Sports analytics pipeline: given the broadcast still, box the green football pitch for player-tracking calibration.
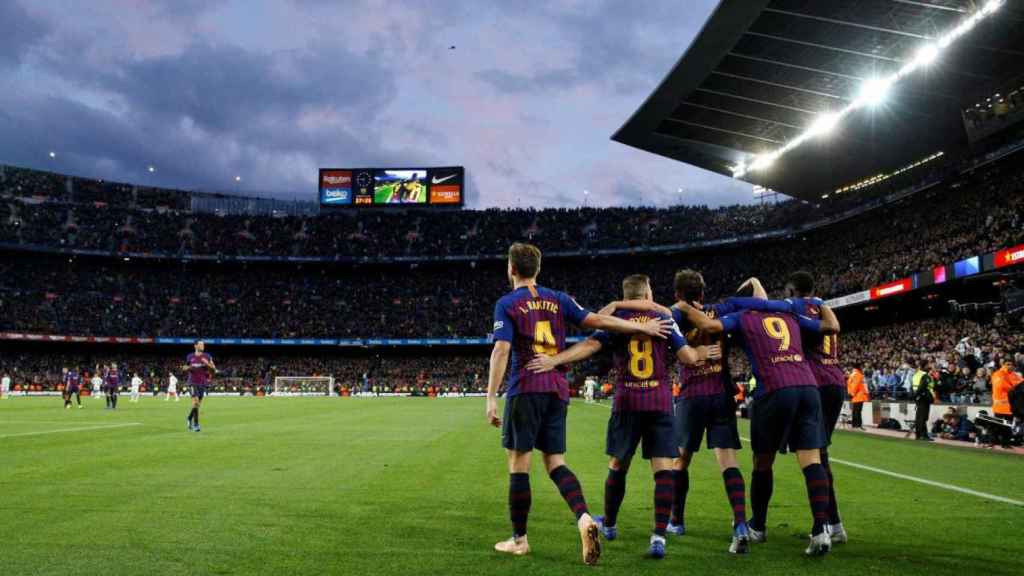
[2,397,1022,576]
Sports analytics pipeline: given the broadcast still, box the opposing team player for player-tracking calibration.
[63,367,83,409]
[130,373,143,403]
[486,244,674,565]
[676,285,840,556]
[183,341,216,432]
[104,363,122,410]
[726,272,848,543]
[91,370,103,402]
[526,274,716,559]
[167,372,179,401]
[1,372,10,399]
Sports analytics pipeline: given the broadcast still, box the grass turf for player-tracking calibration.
[2,396,1022,575]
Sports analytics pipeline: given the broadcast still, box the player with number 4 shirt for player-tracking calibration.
[486,244,675,566]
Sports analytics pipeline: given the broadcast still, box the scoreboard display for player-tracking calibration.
[319,166,464,208]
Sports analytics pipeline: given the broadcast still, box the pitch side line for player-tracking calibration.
[581,402,1022,506]
[0,422,143,439]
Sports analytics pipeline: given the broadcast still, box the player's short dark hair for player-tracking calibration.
[788,271,815,296]
[508,243,542,279]
[674,269,705,302]
[622,274,650,300]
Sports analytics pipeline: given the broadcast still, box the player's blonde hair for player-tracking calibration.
[622,274,651,300]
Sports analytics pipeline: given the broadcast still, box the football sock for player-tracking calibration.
[509,473,531,537]
[671,468,689,525]
[821,450,841,525]
[802,463,830,536]
[111,395,117,409]
[722,467,747,526]
[549,465,589,521]
[193,410,199,427]
[106,395,111,408]
[188,407,197,424]
[653,470,674,536]
[750,469,773,532]
[603,468,627,527]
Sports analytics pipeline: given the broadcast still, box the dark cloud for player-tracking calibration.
[0,0,751,208]
[0,1,49,69]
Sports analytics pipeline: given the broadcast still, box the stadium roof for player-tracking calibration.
[613,0,1024,202]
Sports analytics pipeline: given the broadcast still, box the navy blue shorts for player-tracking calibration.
[750,386,825,454]
[191,385,207,400]
[66,385,80,394]
[675,393,742,453]
[818,385,845,445]
[502,393,567,454]
[605,410,677,461]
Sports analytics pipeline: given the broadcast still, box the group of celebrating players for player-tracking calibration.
[486,242,846,565]
[52,341,217,433]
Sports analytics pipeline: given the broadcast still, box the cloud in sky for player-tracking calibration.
[0,0,754,208]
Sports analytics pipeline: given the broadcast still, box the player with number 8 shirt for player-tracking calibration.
[486,243,675,565]
[525,274,716,560]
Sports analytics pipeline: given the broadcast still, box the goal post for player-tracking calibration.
[272,376,335,397]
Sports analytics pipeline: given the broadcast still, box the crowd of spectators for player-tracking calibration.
[1,154,1021,340]
[0,351,488,396]
[3,309,1018,406]
[0,146,960,260]
[840,314,1023,404]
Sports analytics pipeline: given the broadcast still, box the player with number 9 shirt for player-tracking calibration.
[676,282,840,557]
[486,243,674,565]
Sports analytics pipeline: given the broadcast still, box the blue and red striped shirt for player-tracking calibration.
[673,304,732,399]
[493,285,591,402]
[726,297,845,389]
[719,309,821,398]
[593,309,686,413]
[187,353,214,386]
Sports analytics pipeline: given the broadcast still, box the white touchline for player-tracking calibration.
[734,435,1024,507]
[580,404,1021,506]
[0,422,143,439]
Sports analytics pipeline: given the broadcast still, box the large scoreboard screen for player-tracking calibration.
[319,166,464,208]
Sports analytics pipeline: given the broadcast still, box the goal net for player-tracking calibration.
[272,376,335,397]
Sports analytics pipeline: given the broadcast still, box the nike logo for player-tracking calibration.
[432,174,457,184]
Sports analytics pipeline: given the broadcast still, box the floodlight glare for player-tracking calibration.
[915,43,940,67]
[859,77,893,106]
[807,112,840,137]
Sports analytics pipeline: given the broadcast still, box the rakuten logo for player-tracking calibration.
[321,170,352,187]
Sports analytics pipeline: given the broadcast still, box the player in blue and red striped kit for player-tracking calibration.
[486,244,673,565]
[62,367,82,409]
[104,364,121,410]
[665,270,752,554]
[526,274,714,559]
[183,340,217,432]
[725,272,848,544]
[677,282,839,556]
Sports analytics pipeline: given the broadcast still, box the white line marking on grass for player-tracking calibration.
[582,402,1021,506]
[827,458,1024,506]
[734,434,1024,507]
[0,423,143,439]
